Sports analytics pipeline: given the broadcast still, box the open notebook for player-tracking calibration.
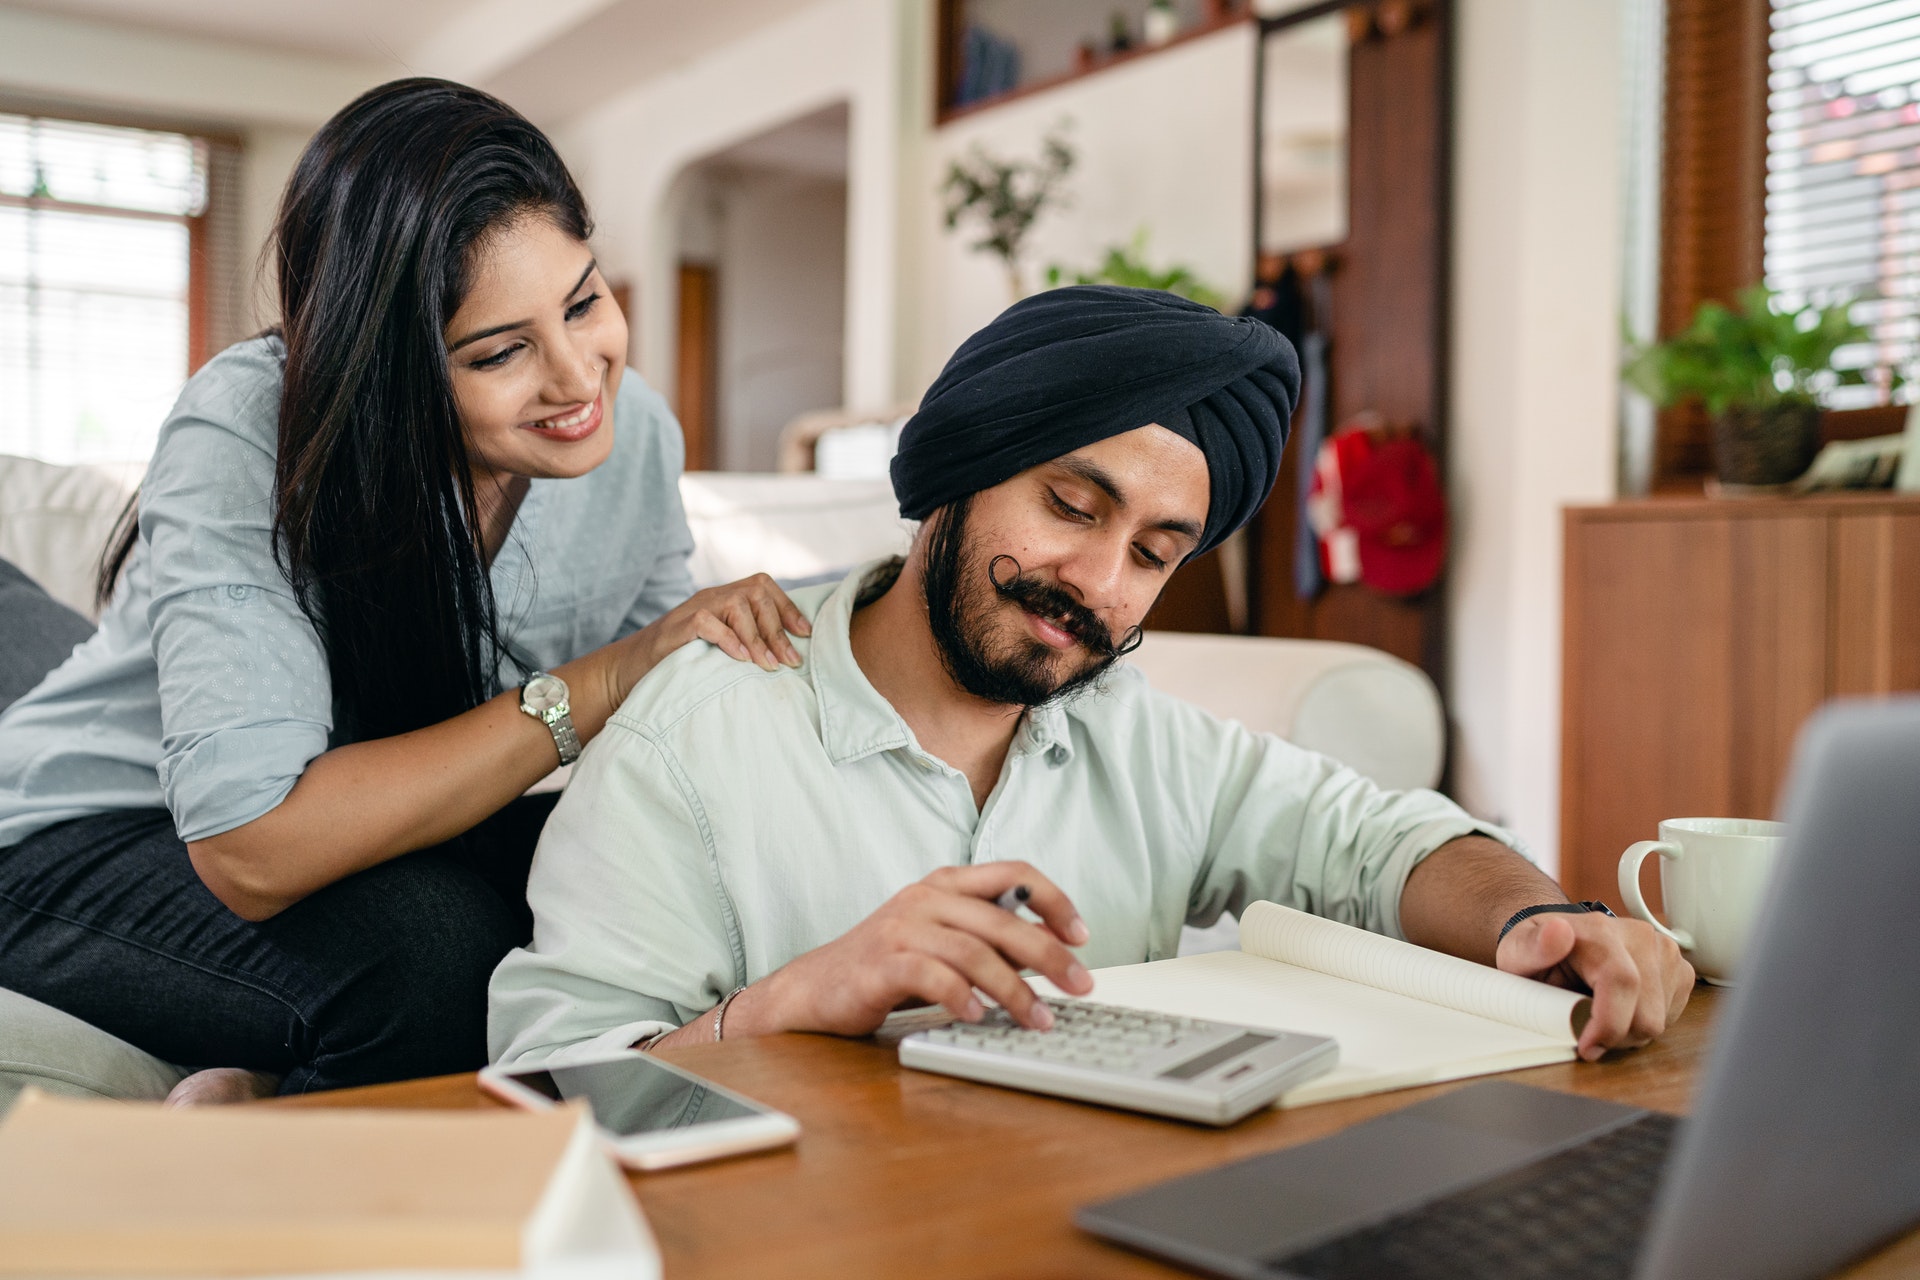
[1036,901,1591,1107]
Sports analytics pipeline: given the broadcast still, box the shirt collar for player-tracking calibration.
[808,561,1076,768]
[809,565,914,766]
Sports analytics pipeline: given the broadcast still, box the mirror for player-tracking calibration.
[1257,11,1348,255]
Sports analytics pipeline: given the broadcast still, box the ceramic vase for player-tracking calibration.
[1711,402,1821,488]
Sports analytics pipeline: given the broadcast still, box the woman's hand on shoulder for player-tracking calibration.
[611,574,812,704]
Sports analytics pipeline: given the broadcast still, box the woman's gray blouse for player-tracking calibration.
[0,337,695,849]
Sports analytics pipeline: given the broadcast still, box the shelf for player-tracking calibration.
[937,8,1253,127]
[1568,490,1920,520]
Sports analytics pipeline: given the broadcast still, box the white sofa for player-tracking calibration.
[0,456,1444,1107]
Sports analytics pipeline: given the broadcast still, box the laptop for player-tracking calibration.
[1077,698,1920,1280]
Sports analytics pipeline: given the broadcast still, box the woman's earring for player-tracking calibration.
[988,554,1023,591]
[1116,625,1145,657]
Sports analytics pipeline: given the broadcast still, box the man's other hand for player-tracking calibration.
[1496,912,1695,1061]
[736,861,1096,1039]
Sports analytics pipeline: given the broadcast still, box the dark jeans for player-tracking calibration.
[0,793,557,1095]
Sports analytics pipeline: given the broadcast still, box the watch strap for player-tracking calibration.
[520,672,582,766]
[548,715,582,766]
[1498,899,1615,945]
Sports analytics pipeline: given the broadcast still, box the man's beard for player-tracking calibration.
[920,495,1140,709]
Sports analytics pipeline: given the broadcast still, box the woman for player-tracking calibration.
[0,79,805,1098]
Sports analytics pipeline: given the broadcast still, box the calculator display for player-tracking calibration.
[1159,1032,1275,1080]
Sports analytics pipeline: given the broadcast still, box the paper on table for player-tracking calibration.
[1237,901,1590,1041]
[1030,903,1590,1107]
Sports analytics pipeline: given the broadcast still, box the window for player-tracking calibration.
[1766,0,1920,408]
[0,113,207,465]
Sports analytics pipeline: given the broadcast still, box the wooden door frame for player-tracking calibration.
[675,262,719,473]
[1244,0,1453,704]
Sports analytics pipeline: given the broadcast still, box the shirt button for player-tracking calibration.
[226,584,250,601]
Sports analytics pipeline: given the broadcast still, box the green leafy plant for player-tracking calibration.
[941,125,1075,301]
[1622,286,1873,415]
[1045,230,1226,311]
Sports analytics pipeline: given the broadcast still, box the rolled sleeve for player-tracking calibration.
[155,712,328,843]
[1181,700,1520,941]
[488,714,741,1066]
[142,370,334,843]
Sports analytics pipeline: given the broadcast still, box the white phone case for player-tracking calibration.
[479,1051,799,1171]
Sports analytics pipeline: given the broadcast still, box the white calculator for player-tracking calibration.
[897,998,1338,1126]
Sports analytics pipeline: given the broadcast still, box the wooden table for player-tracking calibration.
[282,988,1920,1278]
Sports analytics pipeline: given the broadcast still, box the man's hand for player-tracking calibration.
[733,862,1094,1039]
[1496,912,1694,1061]
[722,862,1095,1040]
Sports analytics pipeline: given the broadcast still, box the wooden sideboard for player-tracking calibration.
[1560,493,1920,908]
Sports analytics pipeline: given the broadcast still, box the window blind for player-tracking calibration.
[1767,0,1920,406]
[0,114,206,465]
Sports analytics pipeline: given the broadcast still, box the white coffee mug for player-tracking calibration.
[1616,817,1786,986]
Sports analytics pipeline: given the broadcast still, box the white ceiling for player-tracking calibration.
[702,101,848,179]
[481,0,820,124]
[7,0,822,122]
[7,0,473,61]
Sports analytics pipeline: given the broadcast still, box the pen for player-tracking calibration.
[991,883,1054,1029]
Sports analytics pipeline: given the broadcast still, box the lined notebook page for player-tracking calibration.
[1039,952,1579,1106]
[1238,901,1589,1041]
[1029,901,1590,1106]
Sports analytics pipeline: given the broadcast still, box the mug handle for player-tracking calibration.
[1617,841,1695,950]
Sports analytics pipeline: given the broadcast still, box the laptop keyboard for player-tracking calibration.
[1268,1111,1679,1280]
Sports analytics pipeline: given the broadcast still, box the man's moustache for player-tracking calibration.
[987,557,1134,658]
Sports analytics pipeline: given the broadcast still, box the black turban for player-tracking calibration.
[891,285,1300,557]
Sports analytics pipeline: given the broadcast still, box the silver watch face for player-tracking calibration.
[522,672,569,715]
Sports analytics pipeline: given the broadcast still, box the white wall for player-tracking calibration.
[559,3,1250,416]
[909,22,1256,390]
[0,6,399,329]
[555,0,908,413]
[706,169,849,471]
[1447,0,1625,872]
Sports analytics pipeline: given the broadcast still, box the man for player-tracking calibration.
[489,287,1692,1066]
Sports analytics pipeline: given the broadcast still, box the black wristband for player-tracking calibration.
[1497,900,1616,945]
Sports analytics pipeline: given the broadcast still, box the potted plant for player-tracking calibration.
[1623,287,1874,488]
[1045,229,1226,311]
[941,126,1075,302]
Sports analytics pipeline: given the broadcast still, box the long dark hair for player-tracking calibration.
[101,79,591,743]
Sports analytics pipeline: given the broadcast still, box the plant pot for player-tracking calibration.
[1711,403,1822,487]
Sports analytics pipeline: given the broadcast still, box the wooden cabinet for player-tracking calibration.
[1560,494,1920,908]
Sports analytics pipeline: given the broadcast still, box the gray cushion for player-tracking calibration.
[0,556,92,714]
[0,565,174,1111]
[0,987,186,1112]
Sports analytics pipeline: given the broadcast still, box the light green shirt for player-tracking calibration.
[488,563,1516,1066]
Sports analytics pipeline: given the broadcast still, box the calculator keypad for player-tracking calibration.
[925,1001,1216,1073]
[899,996,1338,1125]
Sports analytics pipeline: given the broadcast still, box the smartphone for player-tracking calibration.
[479,1051,800,1170]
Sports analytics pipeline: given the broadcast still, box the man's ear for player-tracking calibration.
[903,520,932,573]
[905,502,957,571]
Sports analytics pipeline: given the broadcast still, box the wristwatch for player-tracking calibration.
[1498,900,1616,945]
[519,671,581,766]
